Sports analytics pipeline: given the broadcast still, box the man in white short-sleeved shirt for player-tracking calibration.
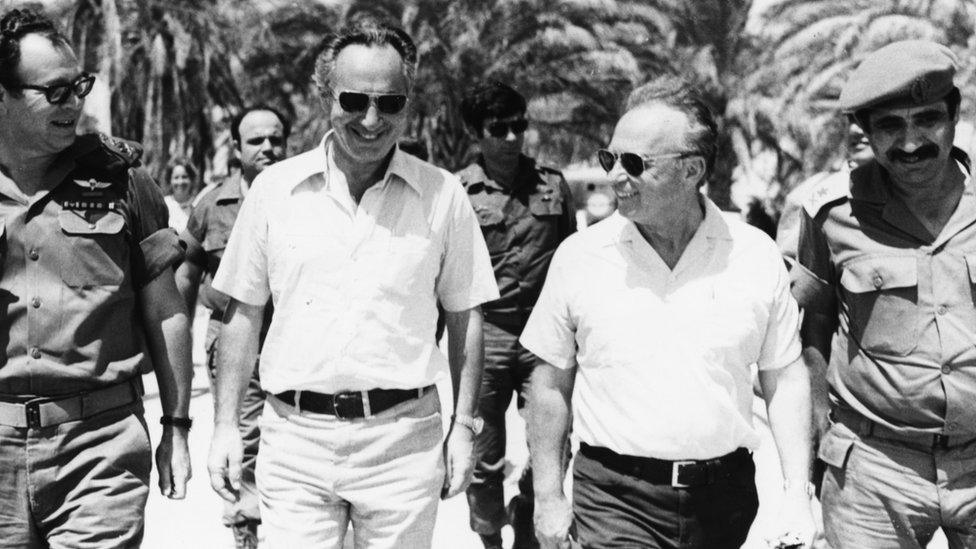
[206,20,498,548]
[523,76,815,549]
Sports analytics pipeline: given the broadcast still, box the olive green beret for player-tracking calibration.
[839,40,958,113]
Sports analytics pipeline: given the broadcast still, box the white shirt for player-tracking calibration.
[213,134,499,394]
[164,194,189,233]
[520,200,801,459]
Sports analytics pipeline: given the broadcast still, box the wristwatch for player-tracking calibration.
[452,414,484,435]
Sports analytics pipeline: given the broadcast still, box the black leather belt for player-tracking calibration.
[579,442,752,488]
[273,385,434,419]
[831,407,976,450]
[0,377,144,429]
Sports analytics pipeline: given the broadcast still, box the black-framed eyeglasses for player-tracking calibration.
[9,73,96,105]
[334,90,408,115]
[485,118,528,138]
[597,149,697,178]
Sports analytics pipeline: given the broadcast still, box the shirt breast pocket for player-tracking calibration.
[528,193,564,218]
[58,210,127,287]
[839,256,918,356]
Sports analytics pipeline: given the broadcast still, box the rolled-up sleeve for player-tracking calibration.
[212,178,270,306]
[758,252,802,371]
[520,243,578,370]
[127,167,184,287]
[436,181,499,312]
[792,210,836,315]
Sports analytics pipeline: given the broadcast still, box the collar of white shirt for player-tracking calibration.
[595,197,733,248]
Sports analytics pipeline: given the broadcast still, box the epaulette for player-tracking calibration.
[802,170,850,217]
[98,133,144,167]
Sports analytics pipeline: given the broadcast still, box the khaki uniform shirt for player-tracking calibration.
[458,156,575,327]
[0,134,183,397]
[794,149,976,434]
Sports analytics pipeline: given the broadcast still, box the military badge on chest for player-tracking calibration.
[57,177,124,230]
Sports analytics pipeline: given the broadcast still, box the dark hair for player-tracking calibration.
[625,76,718,184]
[459,80,527,135]
[0,8,70,93]
[851,87,962,133]
[313,19,417,92]
[230,104,291,146]
[165,158,197,184]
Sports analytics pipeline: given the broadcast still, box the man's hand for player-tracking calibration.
[441,425,476,499]
[156,425,191,499]
[208,422,243,503]
[535,493,573,549]
[767,489,816,548]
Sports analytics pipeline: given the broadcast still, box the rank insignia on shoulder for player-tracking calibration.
[802,171,851,217]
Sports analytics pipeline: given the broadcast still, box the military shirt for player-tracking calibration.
[0,134,183,397]
[458,155,575,327]
[794,149,976,434]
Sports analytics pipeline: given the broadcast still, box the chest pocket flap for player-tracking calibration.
[529,191,564,217]
[58,210,125,235]
[840,256,917,293]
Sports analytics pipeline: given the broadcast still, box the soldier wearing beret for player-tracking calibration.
[0,8,193,548]
[457,80,575,549]
[794,39,976,547]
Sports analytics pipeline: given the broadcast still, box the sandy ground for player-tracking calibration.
[139,307,949,548]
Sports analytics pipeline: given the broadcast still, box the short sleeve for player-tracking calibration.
[212,178,270,306]
[757,253,802,371]
[519,242,578,369]
[127,167,184,287]
[792,210,836,315]
[436,181,499,311]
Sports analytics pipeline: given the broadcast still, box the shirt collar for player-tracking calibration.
[286,131,423,195]
[600,195,731,247]
[215,172,244,203]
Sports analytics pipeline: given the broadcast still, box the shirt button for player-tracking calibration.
[872,275,883,288]
[937,305,948,315]
[30,297,41,308]
[942,365,952,375]
[948,422,959,431]
[28,249,39,261]
[30,347,41,359]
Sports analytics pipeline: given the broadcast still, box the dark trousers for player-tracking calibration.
[466,321,538,546]
[572,448,758,549]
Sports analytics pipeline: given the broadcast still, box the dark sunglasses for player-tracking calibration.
[336,91,408,115]
[485,118,528,138]
[597,149,696,178]
[11,73,96,105]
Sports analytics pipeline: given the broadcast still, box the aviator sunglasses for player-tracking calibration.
[485,118,528,138]
[597,149,696,178]
[335,90,408,115]
[9,73,96,105]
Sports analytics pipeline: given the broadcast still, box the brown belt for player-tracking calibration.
[0,377,144,429]
[831,407,976,450]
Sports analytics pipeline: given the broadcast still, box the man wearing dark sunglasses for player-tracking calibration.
[0,8,193,548]
[456,80,576,549]
[208,20,498,548]
[522,76,814,549]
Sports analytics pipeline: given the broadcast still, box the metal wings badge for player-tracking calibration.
[73,178,113,191]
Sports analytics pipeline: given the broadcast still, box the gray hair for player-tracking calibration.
[313,19,417,93]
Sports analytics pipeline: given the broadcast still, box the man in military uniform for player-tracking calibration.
[176,105,289,549]
[457,80,576,549]
[794,40,976,547]
[0,8,193,548]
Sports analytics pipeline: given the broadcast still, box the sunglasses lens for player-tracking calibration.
[376,94,407,115]
[619,153,645,177]
[46,85,71,105]
[597,150,616,173]
[75,75,95,99]
[511,119,528,134]
[486,122,508,138]
[338,92,369,112]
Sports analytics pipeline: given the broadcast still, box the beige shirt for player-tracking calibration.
[794,153,976,434]
[521,201,801,459]
[213,134,499,394]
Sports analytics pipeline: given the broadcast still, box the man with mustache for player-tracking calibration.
[176,105,290,549]
[794,40,976,547]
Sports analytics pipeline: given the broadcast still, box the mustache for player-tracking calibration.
[888,144,939,162]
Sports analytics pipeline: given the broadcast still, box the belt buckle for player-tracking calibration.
[25,401,41,429]
[332,392,359,419]
[671,460,695,488]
